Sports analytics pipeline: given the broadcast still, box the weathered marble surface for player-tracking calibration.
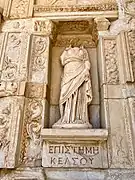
[0,0,135,179]
[41,129,108,168]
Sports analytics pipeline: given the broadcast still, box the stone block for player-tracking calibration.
[102,99,135,168]
[100,84,123,99]
[41,129,108,168]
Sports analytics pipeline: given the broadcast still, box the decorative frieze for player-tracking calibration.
[20,98,46,166]
[0,32,29,82]
[34,3,117,13]
[28,35,50,84]
[55,35,96,47]
[104,39,119,84]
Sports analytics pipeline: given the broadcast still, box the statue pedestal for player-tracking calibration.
[41,129,108,168]
[52,121,92,129]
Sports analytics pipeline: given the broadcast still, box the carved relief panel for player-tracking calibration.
[28,35,50,84]
[20,98,47,166]
[0,32,29,98]
[0,97,24,168]
[103,38,119,85]
[3,0,33,19]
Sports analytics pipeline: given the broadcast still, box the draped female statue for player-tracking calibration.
[52,46,93,129]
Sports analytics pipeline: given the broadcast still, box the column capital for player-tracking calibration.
[34,20,57,40]
[94,17,110,32]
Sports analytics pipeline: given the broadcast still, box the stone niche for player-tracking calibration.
[49,20,100,128]
[41,20,108,169]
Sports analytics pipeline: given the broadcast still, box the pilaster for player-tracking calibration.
[96,16,135,169]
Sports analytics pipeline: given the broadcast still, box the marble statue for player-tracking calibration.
[52,46,93,129]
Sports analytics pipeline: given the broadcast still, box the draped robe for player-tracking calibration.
[53,47,92,128]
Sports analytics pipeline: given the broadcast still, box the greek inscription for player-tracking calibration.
[72,157,78,165]
[50,157,56,165]
[48,144,100,167]
[49,146,53,153]
[89,157,94,164]
[50,156,93,166]
[48,145,99,155]
[80,158,87,165]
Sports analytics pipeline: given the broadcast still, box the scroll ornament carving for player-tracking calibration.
[2,34,22,81]
[0,105,11,157]
[53,46,93,129]
[22,99,43,164]
[2,56,17,81]
[127,30,135,79]
[29,36,49,83]
[31,37,47,72]
[104,39,119,84]
[0,81,17,97]
[0,81,26,97]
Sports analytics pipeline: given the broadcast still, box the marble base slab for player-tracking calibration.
[41,129,108,168]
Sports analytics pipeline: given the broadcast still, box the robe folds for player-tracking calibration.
[53,47,92,128]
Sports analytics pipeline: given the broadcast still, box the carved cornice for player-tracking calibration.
[54,20,98,47]
[34,3,117,13]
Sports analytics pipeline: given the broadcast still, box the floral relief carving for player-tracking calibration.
[21,99,43,165]
[29,36,49,83]
[10,0,29,18]
[104,39,119,84]
[1,33,28,82]
[127,30,135,80]
[2,56,17,81]
[0,105,11,151]
[33,38,47,70]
